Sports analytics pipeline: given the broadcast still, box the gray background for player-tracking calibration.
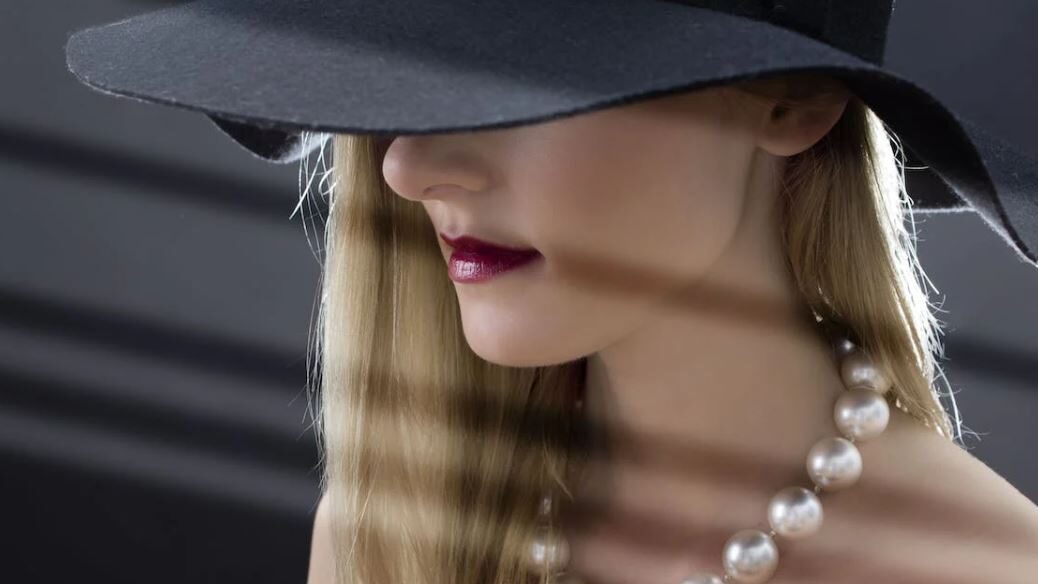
[0,1,1035,582]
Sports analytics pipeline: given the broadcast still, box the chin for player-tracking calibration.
[472,349,543,368]
[472,349,582,369]
[461,320,578,368]
[465,335,548,368]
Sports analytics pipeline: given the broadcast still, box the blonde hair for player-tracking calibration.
[302,72,962,584]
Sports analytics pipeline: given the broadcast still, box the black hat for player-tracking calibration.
[65,0,1038,267]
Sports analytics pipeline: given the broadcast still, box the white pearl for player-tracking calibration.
[722,529,779,583]
[806,436,862,491]
[834,387,890,441]
[526,526,569,574]
[839,348,892,394]
[680,573,725,584]
[767,486,824,539]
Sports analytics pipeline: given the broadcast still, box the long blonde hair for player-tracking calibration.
[302,72,962,584]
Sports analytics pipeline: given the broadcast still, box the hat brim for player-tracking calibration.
[65,0,1038,266]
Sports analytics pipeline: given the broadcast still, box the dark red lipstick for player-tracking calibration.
[439,233,541,283]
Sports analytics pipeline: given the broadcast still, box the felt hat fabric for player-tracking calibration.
[65,0,1038,268]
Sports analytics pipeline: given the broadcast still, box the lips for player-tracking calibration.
[439,233,541,283]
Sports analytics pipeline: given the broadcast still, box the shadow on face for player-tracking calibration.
[381,85,787,367]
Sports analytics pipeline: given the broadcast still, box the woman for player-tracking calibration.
[65,1,1038,582]
[303,75,1038,584]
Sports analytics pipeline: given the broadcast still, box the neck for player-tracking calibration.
[562,156,849,580]
[567,299,844,580]
[578,148,843,485]
[580,291,840,486]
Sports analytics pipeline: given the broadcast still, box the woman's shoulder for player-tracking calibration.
[808,408,1038,583]
[883,408,1038,536]
[306,492,335,584]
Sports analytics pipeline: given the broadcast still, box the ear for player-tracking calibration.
[755,95,850,158]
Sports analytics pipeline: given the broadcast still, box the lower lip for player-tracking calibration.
[448,248,542,283]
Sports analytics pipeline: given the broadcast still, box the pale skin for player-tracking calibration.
[307,85,1038,583]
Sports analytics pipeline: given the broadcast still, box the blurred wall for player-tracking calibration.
[0,1,1035,582]
[2,1,321,582]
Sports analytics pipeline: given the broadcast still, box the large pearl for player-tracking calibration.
[722,529,779,583]
[806,436,862,491]
[680,573,725,584]
[834,387,890,441]
[526,526,569,574]
[767,486,824,539]
[840,348,892,394]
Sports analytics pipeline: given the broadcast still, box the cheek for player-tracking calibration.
[528,126,748,298]
[455,121,750,368]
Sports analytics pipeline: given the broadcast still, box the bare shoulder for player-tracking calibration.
[817,408,1038,583]
[883,408,1038,535]
[306,492,335,584]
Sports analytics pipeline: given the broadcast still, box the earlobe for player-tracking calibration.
[757,97,849,158]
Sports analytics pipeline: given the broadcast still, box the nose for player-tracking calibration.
[381,133,496,202]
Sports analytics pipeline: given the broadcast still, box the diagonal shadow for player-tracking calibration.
[0,364,316,472]
[0,404,316,521]
[329,221,1038,581]
[549,233,1038,387]
[942,336,1038,389]
[342,363,1037,583]
[0,122,299,224]
[326,367,1034,583]
[0,286,305,388]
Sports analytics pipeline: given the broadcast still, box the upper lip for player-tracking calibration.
[439,232,538,254]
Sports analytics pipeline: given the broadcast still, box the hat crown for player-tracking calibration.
[670,0,895,65]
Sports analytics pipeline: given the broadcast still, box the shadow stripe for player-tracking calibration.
[0,121,303,223]
[0,404,318,520]
[0,286,308,388]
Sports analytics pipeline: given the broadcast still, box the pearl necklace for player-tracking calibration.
[526,327,893,584]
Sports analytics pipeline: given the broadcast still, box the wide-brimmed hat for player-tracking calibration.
[65,0,1038,267]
